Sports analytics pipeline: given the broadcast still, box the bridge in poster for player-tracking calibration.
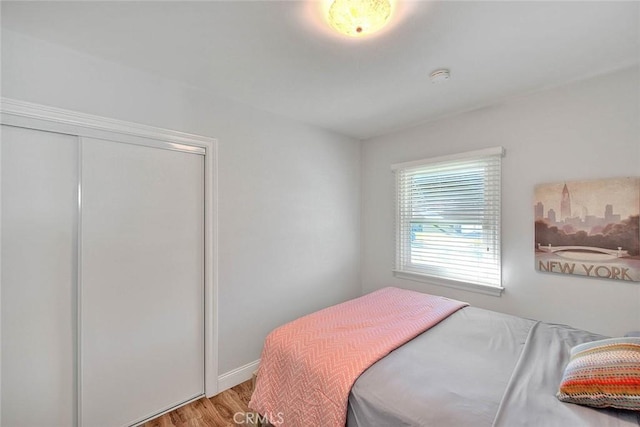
[537,244,628,258]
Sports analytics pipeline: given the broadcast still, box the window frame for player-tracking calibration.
[391,147,505,297]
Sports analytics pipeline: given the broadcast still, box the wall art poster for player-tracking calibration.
[534,177,640,282]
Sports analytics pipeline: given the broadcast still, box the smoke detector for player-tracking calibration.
[430,69,450,83]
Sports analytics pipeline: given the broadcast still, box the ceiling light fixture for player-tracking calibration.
[327,0,392,37]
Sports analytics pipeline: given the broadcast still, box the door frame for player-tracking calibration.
[0,97,220,411]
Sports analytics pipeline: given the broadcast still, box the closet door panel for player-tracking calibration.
[1,125,77,427]
[80,138,204,426]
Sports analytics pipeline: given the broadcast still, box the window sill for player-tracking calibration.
[392,270,504,297]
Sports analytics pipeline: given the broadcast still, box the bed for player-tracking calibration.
[250,287,640,426]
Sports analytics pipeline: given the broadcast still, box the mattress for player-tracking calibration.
[347,306,640,426]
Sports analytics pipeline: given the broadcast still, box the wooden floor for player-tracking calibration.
[143,380,256,427]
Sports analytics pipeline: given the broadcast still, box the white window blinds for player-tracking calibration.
[392,147,504,291]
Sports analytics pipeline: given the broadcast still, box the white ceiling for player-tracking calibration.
[2,1,639,139]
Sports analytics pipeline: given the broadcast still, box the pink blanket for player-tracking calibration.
[248,287,467,427]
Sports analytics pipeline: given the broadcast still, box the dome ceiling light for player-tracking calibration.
[327,0,392,37]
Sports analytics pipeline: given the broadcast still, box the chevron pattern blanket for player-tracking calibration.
[248,287,467,427]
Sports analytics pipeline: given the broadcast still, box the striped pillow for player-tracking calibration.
[557,337,640,411]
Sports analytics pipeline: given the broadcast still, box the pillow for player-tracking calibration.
[557,337,640,411]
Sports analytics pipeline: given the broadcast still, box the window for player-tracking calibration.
[392,147,504,296]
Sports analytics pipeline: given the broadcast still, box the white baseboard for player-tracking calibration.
[217,359,260,394]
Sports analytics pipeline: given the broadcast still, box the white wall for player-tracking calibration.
[362,66,640,337]
[1,30,362,380]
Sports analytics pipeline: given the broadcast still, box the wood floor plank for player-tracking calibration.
[141,380,254,427]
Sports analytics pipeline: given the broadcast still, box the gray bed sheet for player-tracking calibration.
[347,306,640,427]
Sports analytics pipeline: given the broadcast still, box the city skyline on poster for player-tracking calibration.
[534,177,640,282]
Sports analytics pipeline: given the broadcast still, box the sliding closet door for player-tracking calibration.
[80,137,204,426]
[1,125,77,427]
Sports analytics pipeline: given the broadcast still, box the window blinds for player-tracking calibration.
[393,147,503,288]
